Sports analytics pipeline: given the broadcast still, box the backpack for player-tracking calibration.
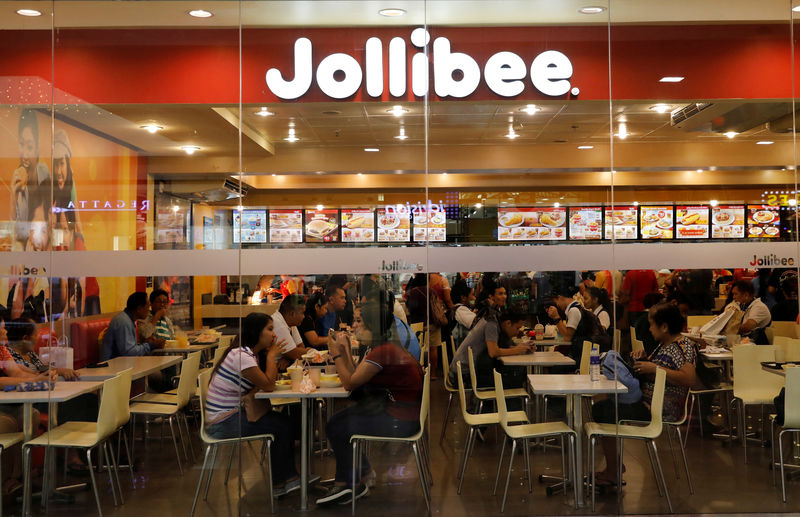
[571,304,612,352]
[600,350,642,404]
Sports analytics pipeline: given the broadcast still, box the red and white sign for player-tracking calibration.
[269,209,303,243]
[711,205,745,239]
[675,205,709,239]
[377,208,410,242]
[640,206,674,240]
[747,205,781,239]
[568,207,602,240]
[341,209,375,242]
[497,207,566,241]
[604,207,638,240]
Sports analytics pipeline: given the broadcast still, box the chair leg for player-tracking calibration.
[589,436,596,512]
[103,442,119,507]
[107,440,125,505]
[412,441,431,513]
[439,393,453,444]
[771,418,778,487]
[175,413,189,463]
[264,439,274,514]
[41,446,50,511]
[22,445,32,517]
[523,438,532,494]
[651,440,673,513]
[741,401,748,463]
[181,412,196,462]
[686,394,696,441]
[559,435,567,502]
[666,427,680,479]
[168,416,184,475]
[569,434,578,509]
[457,427,476,494]
[203,445,219,500]
[493,435,507,496]
[121,429,136,486]
[352,440,358,516]
[645,437,664,497]
[86,447,104,517]
[224,442,236,485]
[500,439,517,513]
[420,434,433,486]
[617,438,624,508]
[779,430,788,502]
[191,444,213,517]
[674,426,694,494]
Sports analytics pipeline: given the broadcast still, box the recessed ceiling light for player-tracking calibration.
[554,202,561,208]
[475,203,482,209]
[659,76,685,83]
[395,127,408,140]
[188,9,213,18]
[236,205,243,212]
[724,131,737,139]
[140,124,163,134]
[364,148,380,152]
[284,128,298,142]
[519,104,538,115]
[696,169,703,173]
[378,8,406,17]
[649,104,670,113]
[181,145,200,155]
[616,123,628,140]
[254,107,274,117]
[790,198,798,206]
[793,5,800,12]
[505,129,519,139]
[271,174,276,177]
[577,145,594,150]
[757,140,774,145]
[316,204,324,210]
[357,173,363,177]
[578,6,606,14]
[172,205,180,213]
[387,105,408,117]
[16,8,42,16]
[315,171,325,175]
[633,201,639,206]
[709,199,719,207]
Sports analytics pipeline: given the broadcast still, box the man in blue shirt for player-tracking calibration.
[102,292,164,361]
[316,285,347,337]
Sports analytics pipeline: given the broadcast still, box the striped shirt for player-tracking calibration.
[205,347,258,423]
[138,314,175,341]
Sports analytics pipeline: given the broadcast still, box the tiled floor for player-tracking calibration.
[16,382,800,517]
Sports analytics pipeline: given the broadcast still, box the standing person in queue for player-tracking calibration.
[317,301,423,505]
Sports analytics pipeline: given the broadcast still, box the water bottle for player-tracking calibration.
[589,344,601,381]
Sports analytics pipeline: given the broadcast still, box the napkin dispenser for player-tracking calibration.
[38,347,73,369]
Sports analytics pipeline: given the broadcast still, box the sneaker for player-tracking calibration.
[273,477,301,498]
[363,469,377,489]
[315,485,352,505]
[337,484,369,505]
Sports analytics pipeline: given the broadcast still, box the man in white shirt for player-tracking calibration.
[271,294,308,367]
[729,279,771,344]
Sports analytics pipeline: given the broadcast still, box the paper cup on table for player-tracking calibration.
[166,339,178,348]
[309,368,321,387]
[287,366,303,390]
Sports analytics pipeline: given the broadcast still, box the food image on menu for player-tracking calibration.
[413,210,447,242]
[304,209,339,243]
[341,209,375,242]
[675,205,709,239]
[233,209,267,243]
[377,208,410,242]
[711,205,745,238]
[568,207,602,240]
[269,209,303,243]
[639,206,674,239]
[603,207,638,240]
[497,207,566,241]
[747,205,781,238]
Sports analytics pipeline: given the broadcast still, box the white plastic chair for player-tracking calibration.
[438,336,459,443]
[772,367,800,502]
[466,347,528,411]
[769,321,800,340]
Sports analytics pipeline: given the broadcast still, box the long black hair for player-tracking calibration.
[211,313,272,380]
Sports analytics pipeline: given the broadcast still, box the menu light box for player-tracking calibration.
[747,204,781,238]
[604,206,638,240]
[269,209,303,243]
[497,207,566,241]
[341,209,375,242]
[377,208,410,242]
[568,207,602,240]
[640,206,674,240]
[233,209,267,243]
[413,210,447,242]
[711,205,745,239]
[304,209,339,243]
[675,205,709,239]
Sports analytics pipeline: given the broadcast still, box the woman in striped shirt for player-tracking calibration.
[204,313,299,496]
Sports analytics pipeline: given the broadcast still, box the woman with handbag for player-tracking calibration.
[317,300,423,505]
[204,312,300,497]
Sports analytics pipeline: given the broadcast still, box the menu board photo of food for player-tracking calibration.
[603,207,638,240]
[497,207,567,241]
[675,205,709,239]
[413,210,447,242]
[377,208,410,242]
[341,209,375,242]
[640,206,674,239]
[568,207,602,240]
[711,205,745,238]
[747,205,781,238]
[233,209,267,243]
[304,209,339,243]
[269,209,303,243]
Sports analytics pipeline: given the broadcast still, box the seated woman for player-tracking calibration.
[318,301,423,505]
[298,292,328,349]
[204,313,299,496]
[584,286,613,333]
[591,302,696,486]
[5,318,95,473]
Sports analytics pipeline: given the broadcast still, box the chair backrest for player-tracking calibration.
[770,321,800,339]
[687,315,714,329]
[467,347,483,396]
[198,369,213,442]
[639,367,667,437]
[176,352,203,407]
[766,327,776,346]
[493,369,511,432]
[732,344,783,399]
[630,327,638,343]
[419,369,431,430]
[455,362,470,419]
[440,336,455,391]
[631,336,645,355]
[785,367,800,428]
[114,368,134,428]
[614,328,621,352]
[97,372,130,440]
[211,344,227,367]
[784,338,800,362]
[579,341,593,375]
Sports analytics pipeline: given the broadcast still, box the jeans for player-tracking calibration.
[326,404,420,485]
[206,410,298,485]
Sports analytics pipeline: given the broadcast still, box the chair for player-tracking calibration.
[774,336,800,362]
[769,321,800,340]
[454,362,528,494]
[0,432,24,517]
[129,353,202,474]
[493,370,577,512]
[586,368,672,513]
[771,366,800,502]
[191,370,275,517]
[350,370,432,515]
[687,315,714,329]
[630,328,645,355]
[730,345,783,462]
[614,328,621,352]
[23,370,132,517]
[466,348,528,412]
[438,336,460,444]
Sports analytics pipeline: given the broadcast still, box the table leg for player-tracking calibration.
[571,393,584,506]
[300,398,309,511]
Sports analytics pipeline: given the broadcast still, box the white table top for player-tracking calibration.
[501,351,575,367]
[76,355,182,381]
[255,386,350,399]
[0,381,103,404]
[701,350,733,361]
[528,374,628,395]
[152,343,218,355]
[762,365,789,377]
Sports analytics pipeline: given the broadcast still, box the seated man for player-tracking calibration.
[101,292,164,360]
[267,294,308,371]
[138,289,177,346]
[315,284,347,338]
[728,279,771,344]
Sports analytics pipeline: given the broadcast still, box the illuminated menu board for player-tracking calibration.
[341,209,375,242]
[497,207,567,241]
[233,209,267,243]
[711,205,745,238]
[269,209,303,243]
[377,208,410,242]
[413,210,446,242]
[675,205,709,239]
[747,205,781,238]
[603,207,638,240]
[304,209,339,243]
[568,207,602,240]
[640,206,674,239]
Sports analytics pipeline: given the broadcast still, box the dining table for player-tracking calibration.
[256,385,350,511]
[76,355,182,382]
[528,374,628,506]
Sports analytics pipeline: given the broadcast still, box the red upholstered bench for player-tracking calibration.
[70,317,112,368]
